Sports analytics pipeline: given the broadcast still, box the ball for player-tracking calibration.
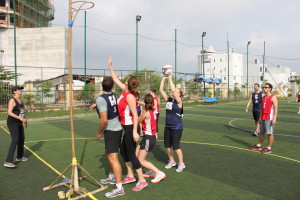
[162,65,173,76]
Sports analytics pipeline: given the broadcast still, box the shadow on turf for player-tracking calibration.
[223,136,252,148]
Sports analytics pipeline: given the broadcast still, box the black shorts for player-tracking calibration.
[103,129,122,153]
[164,127,183,150]
[252,111,260,122]
[139,135,156,152]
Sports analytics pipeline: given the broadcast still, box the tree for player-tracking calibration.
[0,67,19,105]
[76,83,96,104]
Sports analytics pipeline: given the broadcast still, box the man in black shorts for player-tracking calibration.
[246,83,263,136]
[95,76,124,198]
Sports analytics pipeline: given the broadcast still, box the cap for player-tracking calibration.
[11,86,24,94]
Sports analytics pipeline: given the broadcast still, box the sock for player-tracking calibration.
[256,144,261,147]
[267,146,271,149]
[169,160,175,163]
[116,183,122,189]
[178,162,184,165]
[138,179,146,183]
[108,173,115,179]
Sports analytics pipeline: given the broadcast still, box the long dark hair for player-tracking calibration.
[128,76,139,97]
[144,94,153,111]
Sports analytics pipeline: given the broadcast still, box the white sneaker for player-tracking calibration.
[298,112,300,114]
[165,160,176,169]
[16,157,28,162]
[4,162,16,168]
[100,176,116,184]
[105,186,125,198]
[151,171,166,183]
[253,131,258,136]
[143,170,155,178]
[176,163,186,172]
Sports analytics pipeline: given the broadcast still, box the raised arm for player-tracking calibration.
[107,56,125,91]
[159,77,168,102]
[168,74,182,107]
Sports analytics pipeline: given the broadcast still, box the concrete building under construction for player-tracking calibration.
[0,0,54,29]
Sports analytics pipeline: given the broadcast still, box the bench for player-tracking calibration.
[203,97,218,103]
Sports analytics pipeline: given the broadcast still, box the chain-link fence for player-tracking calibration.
[1,65,269,113]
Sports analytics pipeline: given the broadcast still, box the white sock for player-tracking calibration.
[256,144,261,147]
[108,173,115,179]
[267,146,271,149]
[116,183,122,189]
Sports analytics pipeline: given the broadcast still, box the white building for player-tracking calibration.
[245,59,291,96]
[0,27,68,84]
[289,72,300,97]
[265,65,291,96]
[244,59,267,87]
[198,46,244,86]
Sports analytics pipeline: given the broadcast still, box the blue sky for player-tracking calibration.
[52,0,300,74]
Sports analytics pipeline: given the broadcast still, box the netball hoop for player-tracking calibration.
[43,1,108,199]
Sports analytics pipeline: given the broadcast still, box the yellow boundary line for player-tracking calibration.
[12,133,300,164]
[0,126,98,200]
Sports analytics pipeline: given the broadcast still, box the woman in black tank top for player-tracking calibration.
[4,86,28,168]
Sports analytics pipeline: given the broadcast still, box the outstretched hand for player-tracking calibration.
[107,56,112,67]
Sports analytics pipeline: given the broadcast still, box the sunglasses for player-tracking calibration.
[263,87,269,89]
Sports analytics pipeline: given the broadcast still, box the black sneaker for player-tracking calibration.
[250,145,262,151]
[261,148,272,154]
[105,186,125,198]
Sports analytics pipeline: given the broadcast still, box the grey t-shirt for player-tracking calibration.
[96,94,122,131]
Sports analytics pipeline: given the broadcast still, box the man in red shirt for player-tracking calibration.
[250,83,278,154]
[297,90,300,114]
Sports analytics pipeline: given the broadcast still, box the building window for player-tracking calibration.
[234,76,236,80]
[220,58,222,62]
[260,67,262,72]
[224,77,226,80]
[220,70,222,73]
[260,76,263,81]
[224,67,226,72]
[214,59,215,63]
[214,67,215,70]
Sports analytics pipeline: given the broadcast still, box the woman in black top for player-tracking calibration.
[4,86,28,168]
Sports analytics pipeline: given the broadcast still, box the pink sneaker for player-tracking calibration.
[122,176,136,184]
[132,181,148,191]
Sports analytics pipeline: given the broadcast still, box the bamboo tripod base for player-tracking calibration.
[43,162,108,200]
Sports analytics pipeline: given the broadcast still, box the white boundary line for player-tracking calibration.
[229,119,300,138]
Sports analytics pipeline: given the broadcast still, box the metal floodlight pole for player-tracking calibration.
[227,35,230,99]
[202,32,206,96]
[136,15,141,76]
[247,41,251,98]
[263,41,266,83]
[84,11,87,111]
[175,28,177,85]
[13,0,17,85]
[43,2,107,199]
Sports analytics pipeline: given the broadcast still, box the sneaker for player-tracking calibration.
[16,157,28,162]
[132,181,148,191]
[165,160,176,169]
[122,176,136,184]
[151,171,166,183]
[252,131,258,136]
[105,186,125,198]
[250,145,262,151]
[298,112,300,114]
[143,170,155,178]
[4,162,16,168]
[261,148,272,154]
[176,163,186,172]
[100,176,116,185]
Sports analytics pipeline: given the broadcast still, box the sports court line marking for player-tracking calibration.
[229,119,300,138]
[0,126,98,200]
[184,113,300,126]
[22,137,300,164]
